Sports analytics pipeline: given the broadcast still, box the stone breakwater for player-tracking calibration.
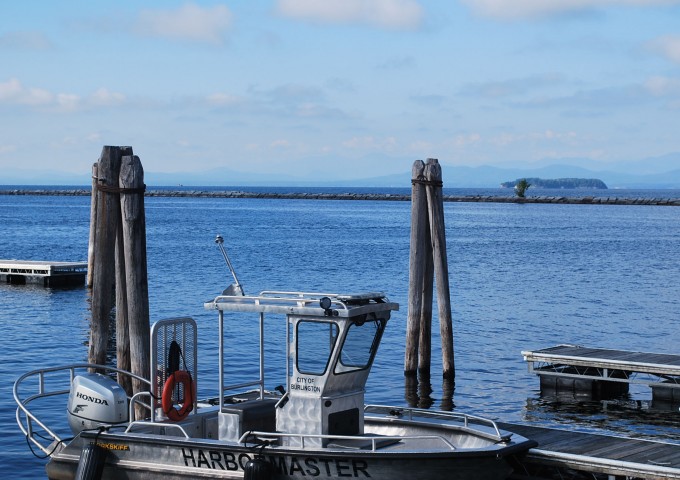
[2,189,680,206]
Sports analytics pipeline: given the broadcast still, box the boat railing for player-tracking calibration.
[238,430,457,451]
[125,421,190,438]
[129,391,153,422]
[13,363,151,456]
[364,405,511,443]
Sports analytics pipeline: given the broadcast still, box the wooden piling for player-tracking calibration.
[405,160,429,377]
[404,158,455,382]
[87,163,98,288]
[115,228,132,394]
[119,154,150,405]
[424,159,455,380]
[418,239,434,380]
[89,146,131,367]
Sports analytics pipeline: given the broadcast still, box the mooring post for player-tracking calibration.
[405,160,430,377]
[89,146,132,367]
[418,236,434,380]
[115,226,132,394]
[119,154,150,411]
[424,158,455,380]
[86,163,98,288]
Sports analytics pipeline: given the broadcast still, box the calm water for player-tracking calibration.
[2,190,680,477]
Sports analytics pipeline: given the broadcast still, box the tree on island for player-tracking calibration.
[514,178,531,198]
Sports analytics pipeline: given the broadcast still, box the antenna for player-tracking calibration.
[214,235,245,296]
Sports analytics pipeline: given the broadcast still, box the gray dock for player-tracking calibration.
[502,422,680,480]
[0,260,87,286]
[523,344,680,404]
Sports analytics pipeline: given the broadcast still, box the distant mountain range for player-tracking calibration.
[3,152,680,188]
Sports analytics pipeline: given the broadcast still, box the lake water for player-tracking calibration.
[2,188,680,477]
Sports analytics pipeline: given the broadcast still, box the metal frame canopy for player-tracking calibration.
[205,290,398,318]
[204,291,399,410]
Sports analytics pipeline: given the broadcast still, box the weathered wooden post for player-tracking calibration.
[404,158,455,391]
[86,163,98,288]
[115,228,132,394]
[89,146,132,366]
[405,160,431,377]
[424,158,455,381]
[119,154,150,409]
[418,237,434,379]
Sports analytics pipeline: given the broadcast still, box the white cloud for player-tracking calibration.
[135,3,233,45]
[342,135,398,151]
[89,88,126,107]
[56,94,81,112]
[454,133,482,147]
[648,35,680,64]
[0,78,53,106]
[489,130,578,147]
[276,0,424,30]
[271,139,292,148]
[461,74,565,99]
[461,0,680,20]
[0,78,127,112]
[206,93,243,106]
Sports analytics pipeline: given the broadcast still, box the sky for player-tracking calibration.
[2,0,680,182]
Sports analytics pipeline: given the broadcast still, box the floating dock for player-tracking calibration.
[0,260,87,287]
[523,344,680,405]
[502,422,680,480]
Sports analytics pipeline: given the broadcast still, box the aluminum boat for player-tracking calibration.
[15,290,536,479]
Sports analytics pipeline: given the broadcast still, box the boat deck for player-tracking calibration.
[501,422,680,480]
[0,259,87,286]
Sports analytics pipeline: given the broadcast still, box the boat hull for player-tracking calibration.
[46,431,533,480]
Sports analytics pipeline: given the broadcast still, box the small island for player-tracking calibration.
[500,178,608,189]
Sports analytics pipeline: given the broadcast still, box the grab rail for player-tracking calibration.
[238,431,456,451]
[125,421,190,438]
[129,391,153,422]
[13,363,150,456]
[364,405,511,443]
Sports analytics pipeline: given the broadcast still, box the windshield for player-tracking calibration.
[296,321,339,376]
[335,318,383,374]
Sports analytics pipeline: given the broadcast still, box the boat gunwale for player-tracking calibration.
[75,428,536,459]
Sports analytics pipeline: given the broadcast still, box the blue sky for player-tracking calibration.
[2,0,680,182]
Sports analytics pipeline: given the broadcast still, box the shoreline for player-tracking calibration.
[2,188,680,206]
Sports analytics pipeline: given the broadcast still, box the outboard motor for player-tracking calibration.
[68,373,128,434]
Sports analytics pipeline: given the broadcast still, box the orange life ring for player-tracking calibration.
[162,370,195,421]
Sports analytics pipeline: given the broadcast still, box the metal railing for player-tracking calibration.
[238,430,456,451]
[364,405,510,443]
[125,421,189,438]
[13,363,150,456]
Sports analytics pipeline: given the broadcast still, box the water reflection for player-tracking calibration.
[404,375,455,411]
[524,395,680,442]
